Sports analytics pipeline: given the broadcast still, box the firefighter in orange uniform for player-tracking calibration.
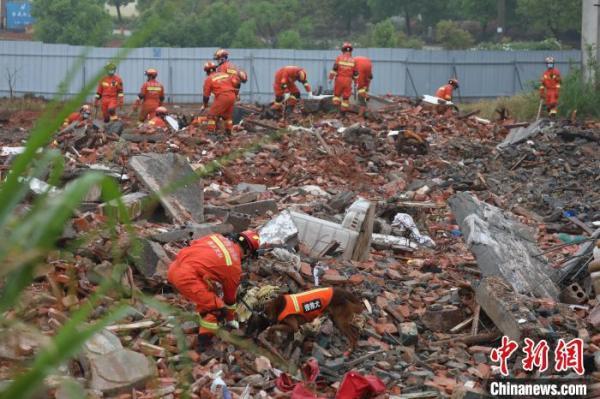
[353,56,373,115]
[167,231,261,351]
[272,66,311,111]
[540,56,561,118]
[134,68,165,122]
[95,62,124,123]
[202,61,240,135]
[329,42,358,113]
[214,49,248,99]
[62,104,92,127]
[147,106,168,129]
[436,78,459,102]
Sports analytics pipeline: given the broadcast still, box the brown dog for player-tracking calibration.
[245,287,363,350]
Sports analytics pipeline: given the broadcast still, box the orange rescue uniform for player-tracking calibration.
[273,66,309,109]
[138,79,165,122]
[330,53,358,111]
[435,84,454,101]
[277,288,334,322]
[148,116,167,129]
[203,71,240,133]
[96,75,124,122]
[354,56,373,101]
[167,234,242,336]
[217,61,247,97]
[63,112,84,127]
[540,67,561,116]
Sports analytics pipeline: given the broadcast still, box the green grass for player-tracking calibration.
[461,91,541,121]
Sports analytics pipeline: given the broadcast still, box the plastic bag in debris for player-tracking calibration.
[313,263,329,286]
[259,211,298,246]
[237,285,281,322]
[210,371,233,399]
[276,358,323,398]
[391,213,436,248]
[335,371,386,399]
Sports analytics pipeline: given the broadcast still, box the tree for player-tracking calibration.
[331,0,370,33]
[435,20,475,49]
[31,0,112,46]
[371,19,397,47]
[516,0,581,39]
[106,0,135,25]
[277,30,302,49]
[232,20,264,48]
[367,0,424,35]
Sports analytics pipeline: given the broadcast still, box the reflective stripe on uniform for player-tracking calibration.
[341,101,350,107]
[225,303,237,310]
[212,74,229,81]
[147,87,162,91]
[289,294,301,312]
[207,120,217,125]
[209,235,232,266]
[199,316,219,330]
[227,69,237,75]
[338,61,355,67]
[357,88,367,93]
[118,93,124,97]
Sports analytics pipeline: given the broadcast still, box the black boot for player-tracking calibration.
[196,333,213,353]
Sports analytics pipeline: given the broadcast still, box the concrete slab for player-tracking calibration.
[449,192,559,299]
[129,153,204,225]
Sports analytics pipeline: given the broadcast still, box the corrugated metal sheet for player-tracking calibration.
[0,41,581,103]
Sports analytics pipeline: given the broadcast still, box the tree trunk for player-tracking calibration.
[405,10,411,36]
[116,3,123,25]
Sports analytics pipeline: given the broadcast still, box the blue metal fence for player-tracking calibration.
[0,41,581,104]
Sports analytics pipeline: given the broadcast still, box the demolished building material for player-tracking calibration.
[449,192,559,299]
[129,153,204,225]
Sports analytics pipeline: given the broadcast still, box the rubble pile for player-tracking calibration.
[0,97,599,399]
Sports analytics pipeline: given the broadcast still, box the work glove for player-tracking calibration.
[304,83,312,93]
[224,320,239,330]
[280,83,288,90]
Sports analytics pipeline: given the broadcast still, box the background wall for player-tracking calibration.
[0,41,581,104]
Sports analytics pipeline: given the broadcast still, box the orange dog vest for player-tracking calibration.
[277,288,334,322]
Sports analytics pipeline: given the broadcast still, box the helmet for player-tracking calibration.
[213,48,229,61]
[341,42,353,52]
[238,230,261,253]
[105,62,117,75]
[145,68,158,77]
[297,70,307,82]
[448,78,459,88]
[155,106,167,116]
[80,104,91,113]
[204,61,217,73]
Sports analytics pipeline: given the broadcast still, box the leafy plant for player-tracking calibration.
[0,21,161,399]
[436,20,475,50]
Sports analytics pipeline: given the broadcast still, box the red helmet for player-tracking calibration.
[145,68,158,77]
[204,61,217,73]
[341,42,353,52]
[155,106,167,115]
[238,230,260,253]
[213,48,229,61]
[297,69,307,82]
[448,78,459,88]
